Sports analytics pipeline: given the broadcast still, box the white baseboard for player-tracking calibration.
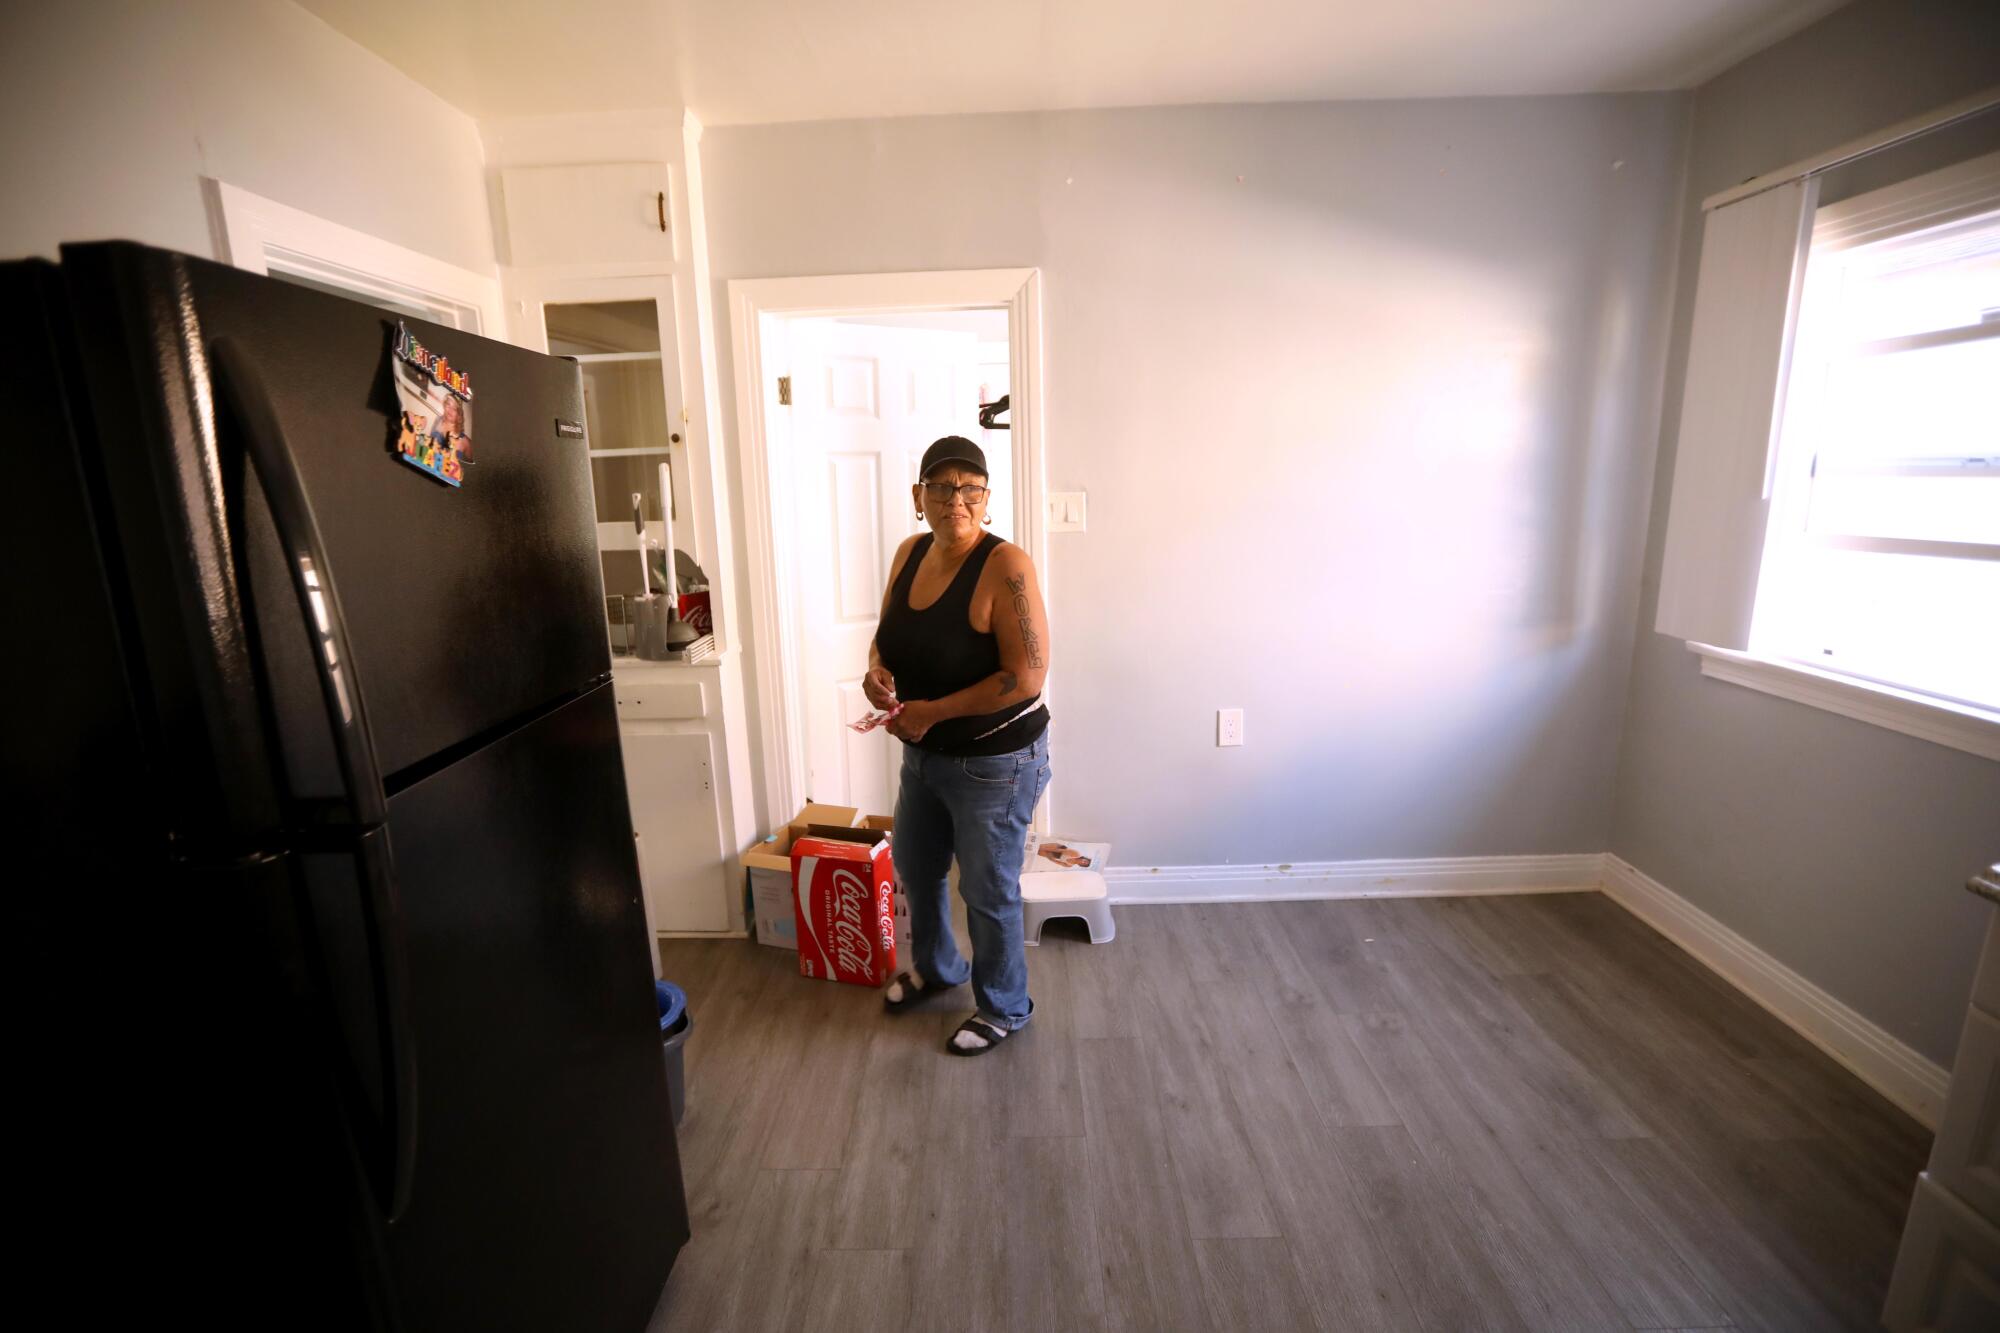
[1600,854,1949,1130]
[1102,853,1604,906]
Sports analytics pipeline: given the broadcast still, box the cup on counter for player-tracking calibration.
[633,594,673,660]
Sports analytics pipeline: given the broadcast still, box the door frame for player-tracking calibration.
[728,269,1048,829]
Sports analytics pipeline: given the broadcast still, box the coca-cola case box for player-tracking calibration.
[791,826,897,986]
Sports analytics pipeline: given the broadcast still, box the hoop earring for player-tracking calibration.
[982,513,993,526]
[915,510,924,520]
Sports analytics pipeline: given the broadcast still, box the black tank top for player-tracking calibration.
[876,532,1050,756]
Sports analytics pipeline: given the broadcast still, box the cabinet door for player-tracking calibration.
[1973,914,2000,1018]
[501,162,672,266]
[622,730,729,932]
[1933,1007,2000,1220]
[1884,1174,2000,1332]
[539,291,698,634]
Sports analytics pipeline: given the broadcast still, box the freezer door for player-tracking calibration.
[377,680,686,1330]
[6,259,390,1328]
[62,242,611,800]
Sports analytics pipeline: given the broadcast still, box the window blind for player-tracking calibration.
[1654,178,1818,648]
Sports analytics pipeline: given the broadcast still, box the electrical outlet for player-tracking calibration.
[1217,708,1244,747]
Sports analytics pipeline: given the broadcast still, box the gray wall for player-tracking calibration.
[702,95,1687,866]
[0,0,495,272]
[1610,0,2000,1069]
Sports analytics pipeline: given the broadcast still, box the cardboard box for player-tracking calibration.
[743,804,858,950]
[791,828,896,986]
[857,815,910,968]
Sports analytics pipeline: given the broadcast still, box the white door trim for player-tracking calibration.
[728,269,1048,830]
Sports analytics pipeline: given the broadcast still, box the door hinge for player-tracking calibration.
[776,375,792,406]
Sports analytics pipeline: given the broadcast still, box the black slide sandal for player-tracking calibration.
[883,972,955,1012]
[946,1016,1013,1056]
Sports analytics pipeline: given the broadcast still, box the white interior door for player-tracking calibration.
[788,319,995,812]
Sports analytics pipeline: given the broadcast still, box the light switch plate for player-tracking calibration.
[1048,491,1087,531]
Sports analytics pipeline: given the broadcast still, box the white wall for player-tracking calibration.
[701,95,1688,866]
[0,0,494,272]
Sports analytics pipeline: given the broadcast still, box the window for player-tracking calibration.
[1750,155,2000,714]
[263,255,471,327]
[204,179,503,335]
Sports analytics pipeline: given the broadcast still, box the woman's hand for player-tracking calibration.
[863,666,898,711]
[888,699,938,743]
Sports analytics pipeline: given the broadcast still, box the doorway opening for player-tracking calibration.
[781,309,1012,814]
[728,270,1048,832]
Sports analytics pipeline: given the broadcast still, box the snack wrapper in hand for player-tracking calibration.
[849,703,905,733]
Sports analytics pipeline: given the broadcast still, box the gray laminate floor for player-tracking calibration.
[646,893,1928,1332]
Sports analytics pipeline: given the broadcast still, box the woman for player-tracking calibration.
[867,436,1051,1056]
[428,394,470,457]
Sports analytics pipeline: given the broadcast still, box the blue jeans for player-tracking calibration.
[893,732,1051,1029]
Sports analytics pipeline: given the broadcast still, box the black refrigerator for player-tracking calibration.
[5,241,688,1330]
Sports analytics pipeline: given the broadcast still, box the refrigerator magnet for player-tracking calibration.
[389,321,475,487]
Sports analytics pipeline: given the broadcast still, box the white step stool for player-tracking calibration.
[1021,868,1115,945]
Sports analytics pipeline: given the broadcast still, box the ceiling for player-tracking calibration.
[297,0,1848,126]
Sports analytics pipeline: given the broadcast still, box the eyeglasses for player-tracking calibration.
[922,482,990,504]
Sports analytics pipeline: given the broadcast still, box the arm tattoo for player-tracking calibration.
[998,670,1019,697]
[1003,573,1044,669]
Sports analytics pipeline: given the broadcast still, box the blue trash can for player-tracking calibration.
[655,981,692,1126]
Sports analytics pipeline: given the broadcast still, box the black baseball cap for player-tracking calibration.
[919,435,988,480]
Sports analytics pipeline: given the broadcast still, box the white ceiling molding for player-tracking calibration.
[298,0,1847,125]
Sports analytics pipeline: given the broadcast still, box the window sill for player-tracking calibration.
[1688,644,2000,762]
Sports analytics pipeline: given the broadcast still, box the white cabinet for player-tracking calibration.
[507,273,719,632]
[493,153,759,938]
[1887,874,2000,1330]
[499,162,674,267]
[621,728,729,933]
[1885,1176,2000,1333]
[613,659,740,935]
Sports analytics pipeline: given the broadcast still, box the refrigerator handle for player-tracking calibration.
[211,338,418,1223]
